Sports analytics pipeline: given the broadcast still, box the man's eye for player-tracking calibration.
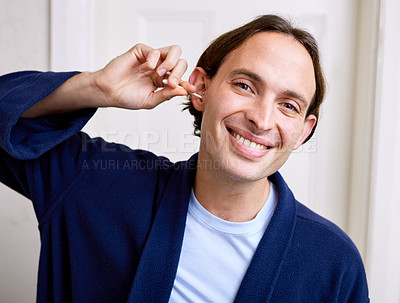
[283,103,298,112]
[235,82,250,91]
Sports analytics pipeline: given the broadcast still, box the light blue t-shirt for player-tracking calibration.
[169,184,277,302]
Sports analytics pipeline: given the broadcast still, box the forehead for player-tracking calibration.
[215,32,316,102]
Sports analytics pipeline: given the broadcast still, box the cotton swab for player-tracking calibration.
[162,76,203,99]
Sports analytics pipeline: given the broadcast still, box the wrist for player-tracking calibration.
[90,70,115,108]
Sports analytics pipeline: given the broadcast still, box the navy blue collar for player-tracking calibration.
[234,172,296,302]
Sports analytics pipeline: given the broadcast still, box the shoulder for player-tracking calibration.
[294,201,362,261]
[294,203,370,301]
[296,202,353,243]
[294,202,368,290]
[269,171,362,259]
[269,172,369,301]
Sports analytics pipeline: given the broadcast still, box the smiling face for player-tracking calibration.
[191,32,317,183]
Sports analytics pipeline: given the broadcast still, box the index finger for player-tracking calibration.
[156,45,183,76]
[163,59,188,88]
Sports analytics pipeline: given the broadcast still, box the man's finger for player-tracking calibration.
[144,86,187,109]
[166,59,188,88]
[138,49,161,73]
[156,45,183,76]
[179,81,198,94]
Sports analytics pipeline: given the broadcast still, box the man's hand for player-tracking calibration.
[22,43,197,118]
[93,43,197,110]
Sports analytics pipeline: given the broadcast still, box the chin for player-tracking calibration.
[219,161,272,183]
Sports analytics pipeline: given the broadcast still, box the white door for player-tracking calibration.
[52,0,359,233]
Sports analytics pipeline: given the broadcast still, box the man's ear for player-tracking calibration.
[293,114,317,150]
[189,67,208,112]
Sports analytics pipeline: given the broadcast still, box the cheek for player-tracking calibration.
[212,91,233,111]
[278,120,306,147]
[204,93,237,121]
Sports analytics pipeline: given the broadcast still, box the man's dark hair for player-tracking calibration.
[183,14,326,144]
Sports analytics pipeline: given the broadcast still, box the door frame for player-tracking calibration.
[50,0,96,71]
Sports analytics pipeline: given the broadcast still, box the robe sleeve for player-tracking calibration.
[0,71,99,219]
[0,71,96,159]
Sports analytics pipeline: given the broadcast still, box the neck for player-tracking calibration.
[193,158,270,222]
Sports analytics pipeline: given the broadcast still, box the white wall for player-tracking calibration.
[0,0,48,301]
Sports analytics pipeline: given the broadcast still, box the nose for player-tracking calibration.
[245,98,275,132]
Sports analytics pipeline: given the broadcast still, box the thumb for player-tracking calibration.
[143,86,188,109]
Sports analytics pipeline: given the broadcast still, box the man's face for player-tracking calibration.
[195,32,317,182]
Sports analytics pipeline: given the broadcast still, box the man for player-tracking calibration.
[0,15,369,302]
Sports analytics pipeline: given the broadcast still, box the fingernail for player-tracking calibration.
[158,68,166,76]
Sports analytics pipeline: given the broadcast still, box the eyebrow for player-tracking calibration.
[229,69,264,84]
[282,90,309,108]
[229,68,310,107]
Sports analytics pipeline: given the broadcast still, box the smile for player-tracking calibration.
[229,130,269,150]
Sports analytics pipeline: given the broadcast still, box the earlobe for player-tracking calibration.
[189,67,208,112]
[294,115,317,150]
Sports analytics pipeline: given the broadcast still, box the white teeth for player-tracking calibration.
[231,131,267,150]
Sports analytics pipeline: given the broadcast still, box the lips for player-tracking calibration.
[227,126,273,149]
[230,130,269,150]
[226,127,274,159]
